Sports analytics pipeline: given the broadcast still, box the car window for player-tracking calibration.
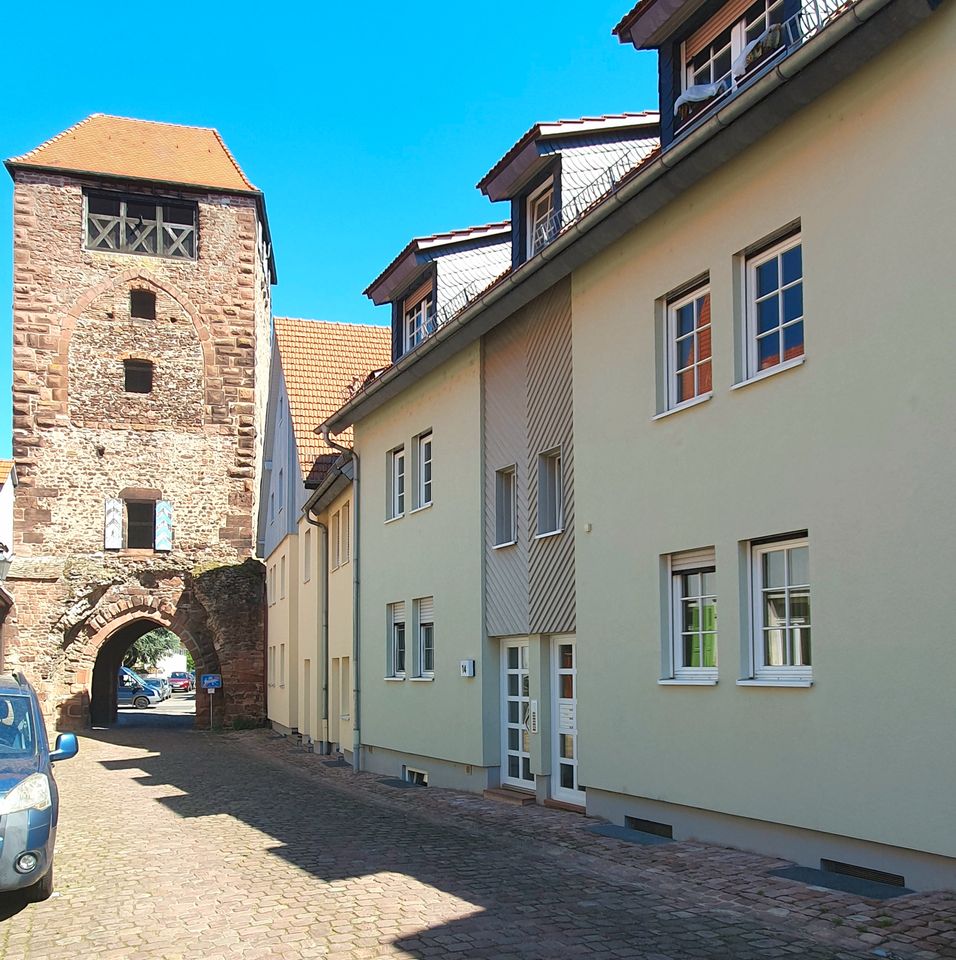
[0,695,36,756]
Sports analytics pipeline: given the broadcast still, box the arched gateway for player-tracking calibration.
[1,115,274,728]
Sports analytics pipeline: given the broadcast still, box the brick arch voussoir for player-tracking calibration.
[75,600,220,676]
[59,269,216,415]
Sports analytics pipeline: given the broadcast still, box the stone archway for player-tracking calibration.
[88,614,218,728]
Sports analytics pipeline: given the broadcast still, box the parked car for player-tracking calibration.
[116,668,161,709]
[144,676,171,699]
[168,672,193,692]
[0,672,78,901]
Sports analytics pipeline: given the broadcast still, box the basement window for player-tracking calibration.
[124,360,154,394]
[130,289,156,320]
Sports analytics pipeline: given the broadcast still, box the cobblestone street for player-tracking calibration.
[0,726,951,960]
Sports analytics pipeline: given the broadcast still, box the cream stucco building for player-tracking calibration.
[320,0,954,891]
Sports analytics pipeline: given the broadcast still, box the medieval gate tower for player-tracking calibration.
[2,115,273,728]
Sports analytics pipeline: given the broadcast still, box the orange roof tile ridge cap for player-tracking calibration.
[7,114,96,164]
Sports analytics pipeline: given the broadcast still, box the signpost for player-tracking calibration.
[201,674,222,731]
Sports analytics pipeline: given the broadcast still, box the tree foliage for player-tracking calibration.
[123,628,182,670]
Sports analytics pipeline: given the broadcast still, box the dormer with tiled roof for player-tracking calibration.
[364,223,512,363]
[476,113,659,270]
[613,0,857,150]
[5,114,276,282]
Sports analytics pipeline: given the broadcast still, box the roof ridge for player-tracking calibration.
[7,114,96,164]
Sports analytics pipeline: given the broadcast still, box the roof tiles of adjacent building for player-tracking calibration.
[476,112,660,195]
[273,318,392,485]
[0,461,13,486]
[5,114,258,194]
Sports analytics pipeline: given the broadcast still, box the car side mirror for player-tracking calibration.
[50,732,78,762]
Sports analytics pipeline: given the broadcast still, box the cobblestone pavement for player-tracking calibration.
[0,726,951,960]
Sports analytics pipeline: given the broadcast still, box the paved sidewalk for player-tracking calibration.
[0,725,949,960]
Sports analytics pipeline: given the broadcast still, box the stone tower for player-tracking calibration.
[2,114,273,728]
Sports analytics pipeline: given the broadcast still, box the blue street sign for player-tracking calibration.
[201,674,222,690]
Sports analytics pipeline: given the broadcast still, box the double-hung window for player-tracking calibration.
[746,234,804,376]
[387,447,405,520]
[416,596,435,678]
[330,510,341,568]
[526,178,555,258]
[417,433,432,508]
[388,602,406,678]
[536,448,563,537]
[340,501,350,564]
[751,537,811,682]
[667,286,712,408]
[494,466,517,547]
[669,550,718,681]
[403,277,435,354]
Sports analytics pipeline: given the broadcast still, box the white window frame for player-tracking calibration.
[526,177,555,259]
[666,285,712,410]
[277,468,284,513]
[684,25,738,94]
[341,501,351,564]
[417,432,433,509]
[745,233,804,378]
[749,536,811,684]
[669,550,718,682]
[388,603,406,679]
[303,527,312,583]
[279,643,286,687]
[387,446,406,521]
[536,447,563,537]
[494,465,517,548]
[330,510,340,568]
[415,597,435,679]
[280,554,286,599]
[405,294,432,352]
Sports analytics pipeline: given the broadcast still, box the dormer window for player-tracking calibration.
[677,0,790,130]
[403,277,435,353]
[527,178,556,259]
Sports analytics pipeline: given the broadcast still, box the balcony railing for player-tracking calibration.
[675,0,860,134]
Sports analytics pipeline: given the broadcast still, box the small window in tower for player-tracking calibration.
[124,360,154,394]
[130,289,156,320]
[126,501,155,549]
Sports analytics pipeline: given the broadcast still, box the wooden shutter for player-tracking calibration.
[418,596,434,625]
[685,0,752,59]
[104,499,123,550]
[154,500,173,552]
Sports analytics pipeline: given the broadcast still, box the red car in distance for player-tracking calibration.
[168,672,194,692]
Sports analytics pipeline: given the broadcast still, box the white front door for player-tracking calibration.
[501,640,534,790]
[552,636,584,805]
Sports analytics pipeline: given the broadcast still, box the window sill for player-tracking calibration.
[658,677,718,686]
[652,393,712,421]
[736,678,813,688]
[410,676,434,683]
[384,676,406,682]
[534,529,564,541]
[384,514,404,525]
[731,356,805,391]
[493,540,517,550]
[410,503,433,515]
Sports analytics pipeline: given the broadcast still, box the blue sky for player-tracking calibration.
[0,1,658,457]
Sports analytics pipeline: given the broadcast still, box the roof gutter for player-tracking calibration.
[326,0,928,433]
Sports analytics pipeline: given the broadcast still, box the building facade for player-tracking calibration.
[320,0,954,891]
[3,115,274,728]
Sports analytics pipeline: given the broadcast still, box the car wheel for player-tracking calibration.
[133,696,150,709]
[29,864,53,902]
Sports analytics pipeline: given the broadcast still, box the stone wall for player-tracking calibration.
[2,168,271,727]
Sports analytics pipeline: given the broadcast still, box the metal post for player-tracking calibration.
[209,688,214,731]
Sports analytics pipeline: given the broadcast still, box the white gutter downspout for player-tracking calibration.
[304,508,330,755]
[321,427,362,773]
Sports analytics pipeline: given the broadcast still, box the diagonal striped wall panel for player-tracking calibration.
[483,314,530,637]
[526,278,576,635]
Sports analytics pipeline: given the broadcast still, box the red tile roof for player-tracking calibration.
[273,318,392,484]
[0,461,13,486]
[6,114,258,194]
[476,112,659,193]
